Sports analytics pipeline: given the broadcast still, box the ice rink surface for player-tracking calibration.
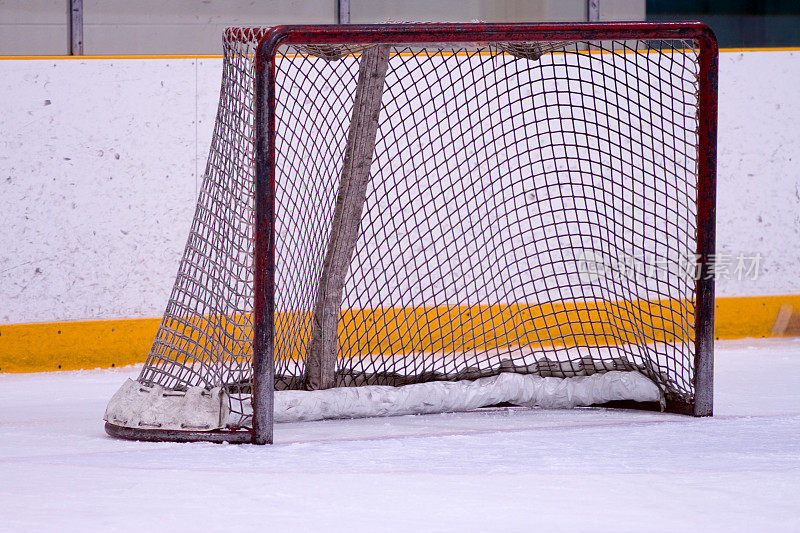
[1,338,799,533]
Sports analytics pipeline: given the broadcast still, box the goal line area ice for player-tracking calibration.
[1,338,799,533]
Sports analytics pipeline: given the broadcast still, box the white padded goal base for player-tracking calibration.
[104,378,230,432]
[270,371,662,423]
[105,371,663,432]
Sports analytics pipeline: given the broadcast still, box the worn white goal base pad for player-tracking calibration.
[104,371,663,432]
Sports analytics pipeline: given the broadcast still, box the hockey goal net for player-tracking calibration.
[105,23,717,444]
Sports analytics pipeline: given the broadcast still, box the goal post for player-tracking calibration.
[105,22,718,445]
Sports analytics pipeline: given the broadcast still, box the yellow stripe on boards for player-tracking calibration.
[0,318,160,373]
[715,295,800,339]
[0,55,221,61]
[271,298,692,363]
[0,46,796,63]
[719,47,800,53]
[333,299,693,357]
[2,295,800,373]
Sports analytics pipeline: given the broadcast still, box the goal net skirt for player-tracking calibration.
[104,23,717,444]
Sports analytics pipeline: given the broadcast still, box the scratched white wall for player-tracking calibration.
[715,50,800,294]
[0,57,222,324]
[0,50,799,325]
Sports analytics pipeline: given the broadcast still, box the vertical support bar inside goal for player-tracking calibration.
[305,45,390,391]
[693,26,718,417]
[252,36,278,444]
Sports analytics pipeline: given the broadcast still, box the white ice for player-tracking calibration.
[2,338,799,533]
